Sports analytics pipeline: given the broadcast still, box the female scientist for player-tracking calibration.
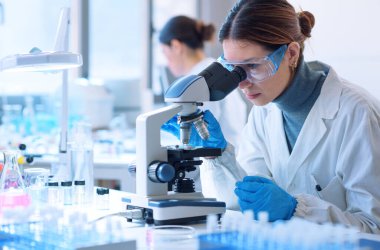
[162,0,380,233]
[159,15,248,148]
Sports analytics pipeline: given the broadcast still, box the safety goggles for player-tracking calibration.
[217,44,288,83]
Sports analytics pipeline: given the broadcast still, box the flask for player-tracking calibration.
[0,151,26,192]
[0,151,30,209]
[69,122,94,204]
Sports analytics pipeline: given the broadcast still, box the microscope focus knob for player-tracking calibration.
[148,161,175,183]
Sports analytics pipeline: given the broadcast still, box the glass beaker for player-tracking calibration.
[24,168,49,187]
[24,168,49,204]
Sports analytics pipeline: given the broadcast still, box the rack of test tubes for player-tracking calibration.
[199,211,361,250]
[0,205,136,250]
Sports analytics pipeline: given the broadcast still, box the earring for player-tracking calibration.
[290,61,297,72]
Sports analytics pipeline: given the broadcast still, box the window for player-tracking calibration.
[0,0,71,95]
[88,0,144,80]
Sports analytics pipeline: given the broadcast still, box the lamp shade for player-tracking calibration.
[0,51,82,72]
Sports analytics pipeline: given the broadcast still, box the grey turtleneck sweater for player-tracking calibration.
[273,57,329,153]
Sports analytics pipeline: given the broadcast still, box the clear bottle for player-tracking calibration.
[74,180,86,205]
[96,187,109,210]
[69,122,94,204]
[61,181,73,205]
[47,181,61,205]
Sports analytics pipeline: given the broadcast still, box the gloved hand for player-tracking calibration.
[161,110,227,149]
[234,176,297,222]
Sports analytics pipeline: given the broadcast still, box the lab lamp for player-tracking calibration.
[0,7,82,157]
[0,51,82,72]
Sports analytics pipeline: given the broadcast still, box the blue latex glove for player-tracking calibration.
[234,176,297,222]
[161,110,227,149]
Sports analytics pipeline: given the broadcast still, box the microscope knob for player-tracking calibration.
[148,161,175,183]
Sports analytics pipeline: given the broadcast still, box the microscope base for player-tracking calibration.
[122,193,226,225]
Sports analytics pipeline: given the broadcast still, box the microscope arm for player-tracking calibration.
[136,104,183,197]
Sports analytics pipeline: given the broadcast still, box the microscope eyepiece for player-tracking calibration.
[198,62,247,101]
[231,66,247,82]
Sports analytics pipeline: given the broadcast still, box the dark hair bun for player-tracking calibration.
[298,11,315,38]
[199,23,216,42]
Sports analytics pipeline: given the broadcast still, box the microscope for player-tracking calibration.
[123,62,246,225]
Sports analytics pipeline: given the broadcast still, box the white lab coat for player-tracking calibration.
[200,65,380,234]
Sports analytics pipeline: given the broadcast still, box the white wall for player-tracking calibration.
[289,0,380,99]
[199,0,236,58]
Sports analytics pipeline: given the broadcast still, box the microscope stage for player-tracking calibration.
[122,195,226,225]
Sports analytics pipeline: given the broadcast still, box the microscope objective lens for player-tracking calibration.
[193,119,209,140]
[180,122,191,145]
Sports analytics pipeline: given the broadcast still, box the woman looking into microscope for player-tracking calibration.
[162,0,380,234]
